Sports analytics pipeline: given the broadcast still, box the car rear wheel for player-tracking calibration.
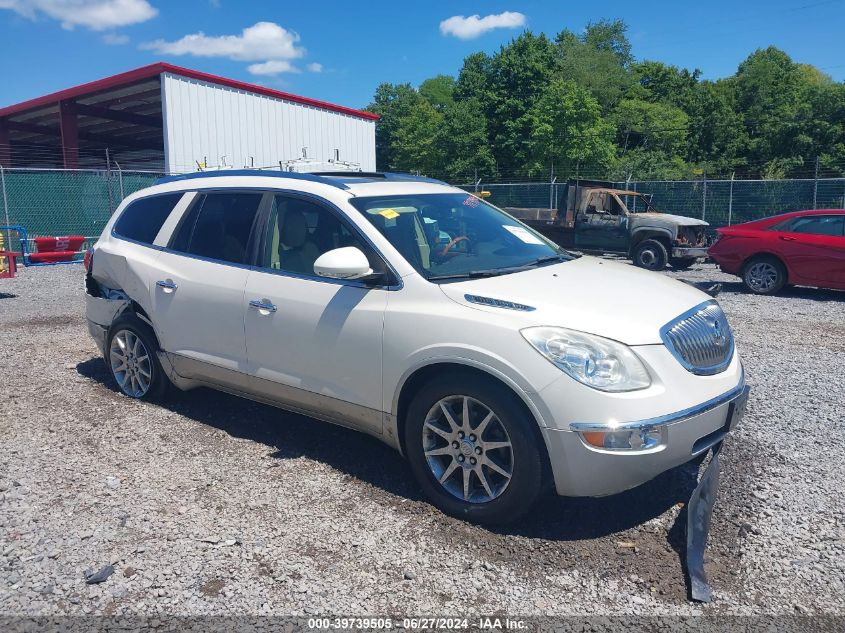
[742,256,786,295]
[106,313,170,400]
[404,374,546,524]
[632,239,668,271]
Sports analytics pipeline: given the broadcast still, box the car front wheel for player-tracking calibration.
[404,374,546,524]
[632,239,668,271]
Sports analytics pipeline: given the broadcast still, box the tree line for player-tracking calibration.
[365,20,845,183]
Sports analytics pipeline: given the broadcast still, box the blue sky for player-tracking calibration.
[1,0,843,111]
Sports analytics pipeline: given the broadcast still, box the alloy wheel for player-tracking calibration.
[109,329,152,398]
[421,395,514,504]
[746,261,779,292]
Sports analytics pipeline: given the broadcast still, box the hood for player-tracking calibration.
[438,256,709,345]
[631,212,709,227]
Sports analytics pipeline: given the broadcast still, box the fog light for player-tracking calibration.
[580,426,663,451]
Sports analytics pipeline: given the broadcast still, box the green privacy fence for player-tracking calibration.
[458,177,845,228]
[0,168,162,239]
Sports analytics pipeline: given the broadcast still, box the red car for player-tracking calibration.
[708,209,845,295]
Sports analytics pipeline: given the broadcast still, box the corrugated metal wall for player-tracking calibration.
[161,73,376,174]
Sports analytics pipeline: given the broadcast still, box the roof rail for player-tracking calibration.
[154,169,350,189]
[311,171,448,185]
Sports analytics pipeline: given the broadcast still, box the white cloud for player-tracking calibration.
[141,21,305,62]
[306,62,322,73]
[247,60,300,76]
[0,0,157,31]
[102,32,129,44]
[439,11,526,40]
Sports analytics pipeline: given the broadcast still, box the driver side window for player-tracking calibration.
[260,195,384,278]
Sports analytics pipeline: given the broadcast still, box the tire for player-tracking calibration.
[742,256,787,295]
[404,374,546,524]
[106,313,170,401]
[669,257,696,271]
[632,239,669,271]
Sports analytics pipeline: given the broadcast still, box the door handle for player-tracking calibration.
[156,279,178,293]
[248,299,277,313]
[779,236,797,242]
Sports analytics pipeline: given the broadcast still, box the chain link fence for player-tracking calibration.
[457,177,845,228]
[0,168,163,253]
[2,169,844,254]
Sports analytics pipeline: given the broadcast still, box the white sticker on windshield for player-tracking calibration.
[503,225,545,245]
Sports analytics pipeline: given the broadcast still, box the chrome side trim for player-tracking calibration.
[570,372,747,432]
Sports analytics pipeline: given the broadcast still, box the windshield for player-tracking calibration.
[350,192,571,281]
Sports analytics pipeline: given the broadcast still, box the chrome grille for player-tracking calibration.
[660,301,734,375]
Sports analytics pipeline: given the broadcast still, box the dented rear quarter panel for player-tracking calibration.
[89,238,165,334]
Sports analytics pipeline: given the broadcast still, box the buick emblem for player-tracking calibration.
[711,318,727,346]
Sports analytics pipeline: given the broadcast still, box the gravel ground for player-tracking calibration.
[0,262,843,618]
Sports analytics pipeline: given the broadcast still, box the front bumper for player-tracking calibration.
[542,379,749,497]
[671,246,709,258]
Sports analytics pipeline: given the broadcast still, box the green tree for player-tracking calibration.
[419,75,456,111]
[612,99,691,180]
[367,25,845,182]
[632,60,700,107]
[684,81,746,171]
[486,32,559,171]
[556,22,635,111]
[454,51,495,108]
[728,47,827,174]
[391,99,444,175]
[437,98,496,180]
[365,83,425,170]
[525,80,614,174]
[806,82,845,175]
[582,19,633,66]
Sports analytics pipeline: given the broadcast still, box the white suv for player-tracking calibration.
[85,170,748,524]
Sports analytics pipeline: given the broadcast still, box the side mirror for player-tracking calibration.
[313,246,373,280]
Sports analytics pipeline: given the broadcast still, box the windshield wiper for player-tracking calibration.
[530,254,572,266]
[426,270,507,281]
[427,254,573,282]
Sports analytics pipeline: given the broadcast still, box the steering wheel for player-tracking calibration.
[438,235,470,258]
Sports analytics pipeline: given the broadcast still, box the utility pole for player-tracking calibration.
[813,157,819,209]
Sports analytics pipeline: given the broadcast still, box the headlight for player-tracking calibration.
[521,326,651,392]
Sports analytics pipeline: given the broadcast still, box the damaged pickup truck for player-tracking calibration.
[506,179,710,271]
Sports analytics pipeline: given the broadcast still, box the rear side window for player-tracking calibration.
[113,193,183,244]
[782,215,844,237]
[168,192,263,265]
